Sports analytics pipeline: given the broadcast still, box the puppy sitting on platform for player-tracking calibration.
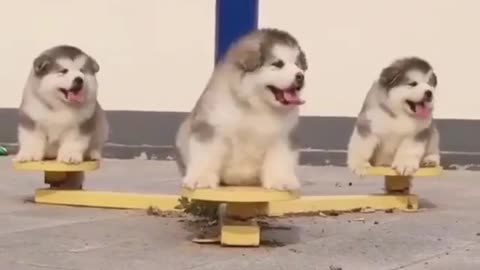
[175,28,308,191]
[14,45,109,165]
[347,57,440,176]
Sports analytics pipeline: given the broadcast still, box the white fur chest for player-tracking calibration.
[212,100,298,184]
[26,101,92,144]
[368,109,430,164]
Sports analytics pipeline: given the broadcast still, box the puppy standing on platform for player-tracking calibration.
[347,57,440,176]
[14,45,109,165]
[175,28,308,191]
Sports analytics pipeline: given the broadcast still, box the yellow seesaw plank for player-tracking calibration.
[267,194,419,216]
[35,189,180,210]
[181,186,299,203]
[34,190,418,215]
[366,166,443,176]
[13,160,100,172]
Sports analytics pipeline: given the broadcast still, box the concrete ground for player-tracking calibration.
[1,157,480,270]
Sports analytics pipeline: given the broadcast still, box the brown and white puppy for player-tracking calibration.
[14,45,109,165]
[347,57,440,176]
[175,28,308,191]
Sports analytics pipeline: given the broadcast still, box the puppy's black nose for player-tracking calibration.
[424,90,433,101]
[295,72,304,85]
[73,77,84,87]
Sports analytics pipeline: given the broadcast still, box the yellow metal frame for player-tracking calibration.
[13,162,443,241]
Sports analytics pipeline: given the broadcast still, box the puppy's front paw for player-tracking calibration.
[421,154,440,167]
[57,151,84,164]
[262,174,301,191]
[392,157,420,176]
[347,159,372,177]
[13,150,44,163]
[87,149,102,161]
[182,173,219,189]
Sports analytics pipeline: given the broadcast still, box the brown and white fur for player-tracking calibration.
[175,28,308,191]
[14,45,109,165]
[347,57,440,176]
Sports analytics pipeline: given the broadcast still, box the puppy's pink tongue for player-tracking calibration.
[67,91,84,103]
[284,90,305,105]
[416,104,432,119]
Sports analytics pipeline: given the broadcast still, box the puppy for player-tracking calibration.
[175,28,308,191]
[347,57,440,176]
[14,45,109,164]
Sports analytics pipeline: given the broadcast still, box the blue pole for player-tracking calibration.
[215,0,259,63]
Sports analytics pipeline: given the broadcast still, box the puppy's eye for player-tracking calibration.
[272,60,284,68]
[59,69,68,74]
[80,68,85,73]
[408,81,418,87]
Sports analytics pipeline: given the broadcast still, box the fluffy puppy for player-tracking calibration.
[175,28,308,191]
[14,45,109,164]
[347,57,440,176]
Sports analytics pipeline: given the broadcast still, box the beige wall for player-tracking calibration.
[0,0,215,112]
[1,0,479,119]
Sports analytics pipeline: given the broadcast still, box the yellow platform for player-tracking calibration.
[13,160,100,190]
[13,160,100,172]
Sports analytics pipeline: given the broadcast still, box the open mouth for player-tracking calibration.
[267,85,305,106]
[405,100,432,119]
[58,86,85,103]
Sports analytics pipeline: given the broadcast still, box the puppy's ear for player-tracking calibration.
[428,72,437,87]
[227,38,263,72]
[88,57,100,74]
[379,66,402,89]
[236,46,263,72]
[33,55,52,76]
[296,50,308,71]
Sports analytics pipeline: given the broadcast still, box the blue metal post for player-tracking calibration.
[215,0,259,63]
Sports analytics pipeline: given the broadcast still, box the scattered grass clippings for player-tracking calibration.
[146,206,185,218]
[175,197,220,221]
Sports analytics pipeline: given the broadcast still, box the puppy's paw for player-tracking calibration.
[392,157,420,176]
[421,154,440,167]
[347,159,372,177]
[13,150,44,163]
[56,151,84,164]
[262,174,301,191]
[182,173,220,189]
[87,149,102,161]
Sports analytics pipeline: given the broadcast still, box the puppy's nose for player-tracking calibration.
[295,72,304,85]
[424,90,433,101]
[73,77,84,87]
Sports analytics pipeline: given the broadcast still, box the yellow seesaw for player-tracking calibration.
[12,160,443,216]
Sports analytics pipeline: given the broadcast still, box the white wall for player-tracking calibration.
[1,0,479,119]
[259,0,480,119]
[0,0,215,112]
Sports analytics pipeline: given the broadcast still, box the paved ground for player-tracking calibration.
[1,157,480,270]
